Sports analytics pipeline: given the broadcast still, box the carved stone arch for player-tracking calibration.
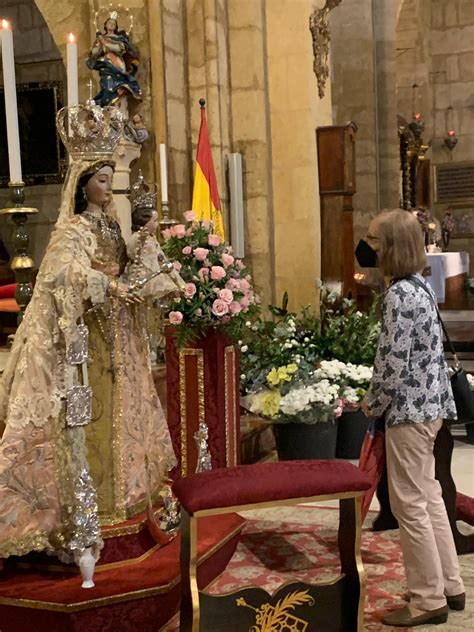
[33,0,93,98]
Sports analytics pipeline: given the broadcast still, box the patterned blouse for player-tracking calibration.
[365,273,456,426]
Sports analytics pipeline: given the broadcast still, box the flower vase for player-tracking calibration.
[165,328,240,477]
[78,547,96,588]
[272,419,338,461]
[336,409,370,459]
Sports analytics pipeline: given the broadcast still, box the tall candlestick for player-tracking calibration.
[1,19,22,184]
[66,32,79,106]
[159,143,168,202]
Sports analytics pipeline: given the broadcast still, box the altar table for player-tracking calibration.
[425,252,469,304]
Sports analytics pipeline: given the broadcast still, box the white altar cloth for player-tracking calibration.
[425,252,469,303]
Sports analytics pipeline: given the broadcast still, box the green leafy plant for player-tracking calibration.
[239,289,381,423]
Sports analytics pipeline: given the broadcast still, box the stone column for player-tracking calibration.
[186,0,232,226]
[113,140,142,243]
[265,0,332,309]
[373,0,400,209]
[330,0,399,237]
[330,0,377,240]
[160,0,193,216]
[228,0,275,306]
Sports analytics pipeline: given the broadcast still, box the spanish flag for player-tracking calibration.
[192,100,225,240]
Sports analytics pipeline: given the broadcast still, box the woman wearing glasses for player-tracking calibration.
[361,209,465,627]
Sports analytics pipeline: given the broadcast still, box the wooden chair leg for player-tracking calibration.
[338,497,366,631]
[435,422,474,554]
[179,511,200,631]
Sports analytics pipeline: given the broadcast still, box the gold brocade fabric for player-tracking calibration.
[0,160,176,560]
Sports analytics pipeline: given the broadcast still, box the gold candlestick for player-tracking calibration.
[159,200,178,232]
[0,182,39,323]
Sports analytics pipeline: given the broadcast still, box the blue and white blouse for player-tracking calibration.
[365,273,457,427]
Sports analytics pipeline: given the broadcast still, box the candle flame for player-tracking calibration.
[414,112,422,121]
[1,19,11,30]
[447,130,456,137]
[68,32,75,43]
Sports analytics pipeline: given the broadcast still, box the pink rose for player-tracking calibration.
[211,299,229,317]
[173,261,182,272]
[201,220,212,230]
[182,246,192,256]
[198,268,210,280]
[210,266,226,281]
[184,210,196,222]
[208,234,221,247]
[240,278,250,291]
[221,253,234,267]
[169,311,183,325]
[184,283,197,298]
[240,295,250,308]
[226,278,240,291]
[162,228,172,240]
[194,247,209,261]
[229,301,242,314]
[219,288,234,304]
[171,224,186,238]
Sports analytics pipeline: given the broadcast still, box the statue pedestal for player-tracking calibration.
[113,138,141,243]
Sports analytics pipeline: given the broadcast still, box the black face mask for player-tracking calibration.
[355,239,378,268]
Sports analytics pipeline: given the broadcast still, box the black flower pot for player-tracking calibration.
[336,410,370,459]
[272,420,338,461]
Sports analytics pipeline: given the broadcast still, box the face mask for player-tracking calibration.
[355,239,378,268]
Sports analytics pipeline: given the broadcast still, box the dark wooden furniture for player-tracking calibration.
[174,461,371,632]
[316,124,357,298]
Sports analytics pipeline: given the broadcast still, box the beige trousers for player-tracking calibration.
[386,418,465,611]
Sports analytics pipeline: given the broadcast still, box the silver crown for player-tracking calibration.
[56,94,124,161]
[128,170,157,211]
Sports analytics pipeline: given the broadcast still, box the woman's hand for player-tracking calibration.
[361,398,372,418]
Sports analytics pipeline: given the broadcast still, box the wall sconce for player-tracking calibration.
[443,106,458,151]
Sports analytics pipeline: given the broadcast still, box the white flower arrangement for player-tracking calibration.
[240,359,373,423]
[467,373,474,390]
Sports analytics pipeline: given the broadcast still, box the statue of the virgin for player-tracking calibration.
[0,101,177,582]
[86,9,141,109]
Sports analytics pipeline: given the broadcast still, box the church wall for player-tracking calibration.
[160,0,193,214]
[329,0,378,243]
[427,0,474,273]
[265,0,331,310]
[227,0,275,307]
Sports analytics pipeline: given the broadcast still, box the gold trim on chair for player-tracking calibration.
[180,490,367,632]
[224,346,237,467]
[179,348,205,476]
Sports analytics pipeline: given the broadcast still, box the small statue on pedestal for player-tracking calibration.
[441,210,456,251]
[86,8,141,114]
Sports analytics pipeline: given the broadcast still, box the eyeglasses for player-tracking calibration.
[366,234,380,242]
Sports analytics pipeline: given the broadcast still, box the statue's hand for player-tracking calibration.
[118,283,144,305]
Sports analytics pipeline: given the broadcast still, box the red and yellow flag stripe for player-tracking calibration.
[192,102,225,240]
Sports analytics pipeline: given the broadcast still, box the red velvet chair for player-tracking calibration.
[173,460,371,632]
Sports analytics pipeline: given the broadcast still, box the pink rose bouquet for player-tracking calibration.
[162,213,260,346]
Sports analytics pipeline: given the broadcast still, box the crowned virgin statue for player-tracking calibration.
[0,100,177,581]
[86,9,141,109]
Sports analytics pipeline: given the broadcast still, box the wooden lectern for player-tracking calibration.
[316,124,357,297]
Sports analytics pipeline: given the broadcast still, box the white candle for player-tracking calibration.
[66,32,79,106]
[1,19,22,184]
[159,143,168,203]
